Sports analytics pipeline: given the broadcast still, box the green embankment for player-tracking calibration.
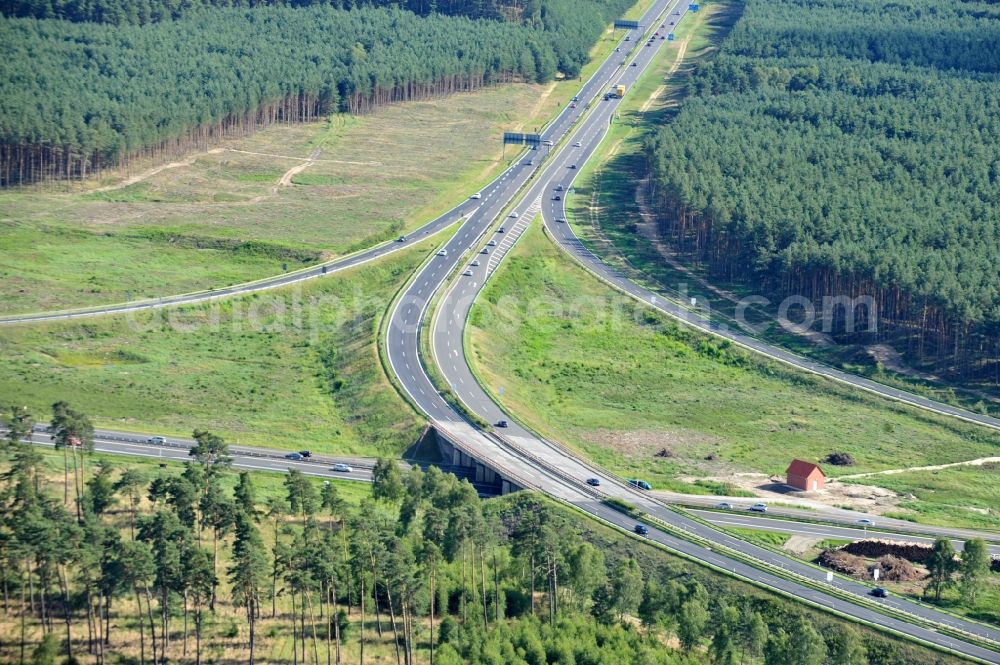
[0,241,433,456]
[467,222,1000,529]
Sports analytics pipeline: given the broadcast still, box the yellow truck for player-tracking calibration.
[614,84,626,98]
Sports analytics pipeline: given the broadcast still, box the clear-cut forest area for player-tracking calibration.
[0,0,630,186]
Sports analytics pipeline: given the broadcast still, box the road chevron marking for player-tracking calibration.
[488,195,542,273]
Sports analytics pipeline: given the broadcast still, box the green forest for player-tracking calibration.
[0,0,629,186]
[0,0,604,26]
[645,0,1000,382]
[0,404,959,665]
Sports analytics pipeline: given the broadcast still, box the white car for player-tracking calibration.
[462,270,473,277]
[574,141,582,147]
[856,518,875,527]
[749,503,768,513]
[716,502,734,510]
[543,140,554,146]
[471,260,480,267]
[147,436,167,445]
[470,192,482,199]
[332,463,352,473]
[436,249,448,257]
[487,240,497,246]
[509,211,519,218]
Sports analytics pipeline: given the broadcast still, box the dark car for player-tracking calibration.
[495,420,509,428]
[553,195,561,201]
[870,587,889,598]
[627,479,652,490]
[285,452,302,461]
[586,478,601,487]
[634,524,649,536]
[299,450,312,458]
[631,62,638,67]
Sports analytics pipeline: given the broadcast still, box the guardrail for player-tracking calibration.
[638,509,1000,652]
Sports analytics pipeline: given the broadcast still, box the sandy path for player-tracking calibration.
[639,34,691,114]
[277,147,322,187]
[92,148,225,192]
[837,456,1000,480]
[225,148,379,166]
[784,535,823,555]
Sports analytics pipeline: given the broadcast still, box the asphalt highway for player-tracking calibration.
[2,0,996,658]
[0,168,501,326]
[691,509,1000,557]
[676,496,1000,544]
[393,2,1000,661]
[19,427,380,483]
[545,192,1000,431]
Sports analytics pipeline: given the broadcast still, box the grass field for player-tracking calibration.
[726,527,792,549]
[0,2,658,318]
[0,82,573,314]
[563,0,998,414]
[466,222,1000,526]
[0,240,434,456]
[847,463,1000,531]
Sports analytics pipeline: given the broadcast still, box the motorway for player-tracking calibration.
[21,427,382,483]
[3,0,997,659]
[545,203,1000,431]
[18,423,999,550]
[692,509,1000,557]
[0,176,492,327]
[673,494,1000,544]
[399,3,1000,661]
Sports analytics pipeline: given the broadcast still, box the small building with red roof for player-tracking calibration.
[786,459,826,492]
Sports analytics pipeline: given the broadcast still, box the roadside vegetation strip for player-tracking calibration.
[684,504,1000,543]
[571,1,999,418]
[0,82,565,318]
[552,497,998,665]
[559,2,1000,425]
[0,242,434,456]
[554,81,1000,435]
[469,222,998,511]
[639,510,1000,652]
[465,277,1000,646]
[686,507,1000,632]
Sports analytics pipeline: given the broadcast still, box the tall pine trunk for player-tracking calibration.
[134,588,146,665]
